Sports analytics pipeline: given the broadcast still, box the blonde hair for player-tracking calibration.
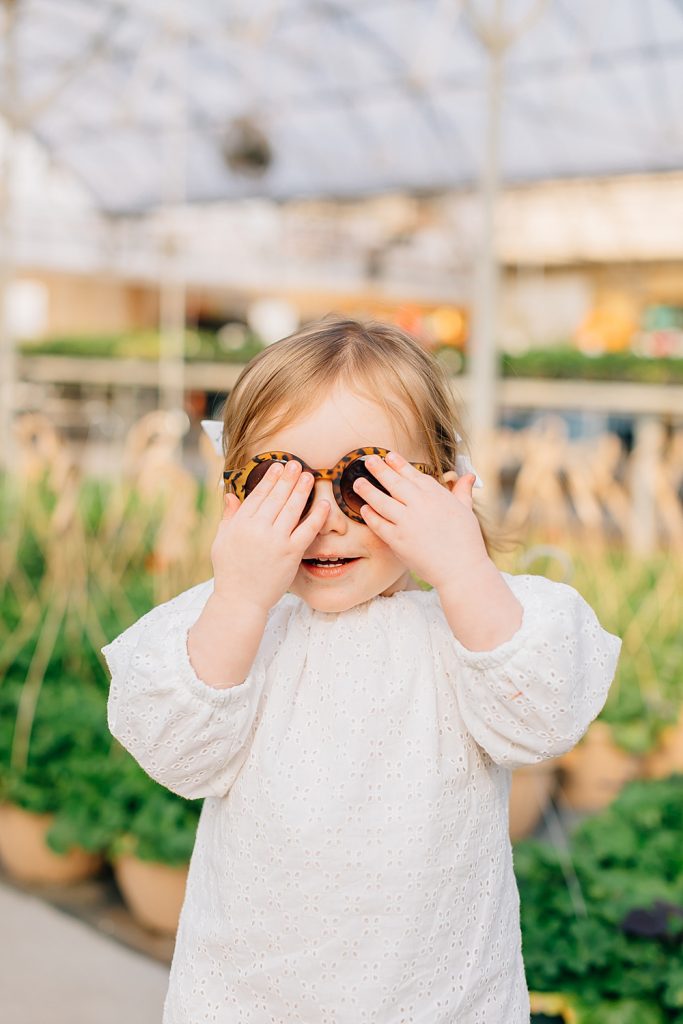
[219,315,510,556]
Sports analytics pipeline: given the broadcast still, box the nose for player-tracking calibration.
[308,477,347,530]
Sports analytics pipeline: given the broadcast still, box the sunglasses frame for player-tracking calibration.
[223,447,439,524]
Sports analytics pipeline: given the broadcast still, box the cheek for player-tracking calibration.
[362,529,397,562]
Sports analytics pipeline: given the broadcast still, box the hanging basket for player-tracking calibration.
[509,760,558,842]
[556,720,642,811]
[112,851,189,935]
[0,803,104,884]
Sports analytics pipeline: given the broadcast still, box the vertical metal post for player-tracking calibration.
[471,11,501,483]
[158,8,188,427]
[468,12,504,482]
[0,0,18,474]
[464,0,546,485]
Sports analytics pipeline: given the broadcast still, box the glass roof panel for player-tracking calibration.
[1,0,681,213]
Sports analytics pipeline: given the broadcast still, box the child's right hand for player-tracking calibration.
[211,460,329,612]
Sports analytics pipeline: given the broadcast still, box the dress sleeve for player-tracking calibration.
[102,580,271,800]
[438,571,622,770]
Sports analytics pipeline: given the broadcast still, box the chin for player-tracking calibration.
[296,590,366,614]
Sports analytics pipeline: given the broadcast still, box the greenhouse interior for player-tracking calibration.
[1,2,683,1022]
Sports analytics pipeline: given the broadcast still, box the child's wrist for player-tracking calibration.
[210,587,270,620]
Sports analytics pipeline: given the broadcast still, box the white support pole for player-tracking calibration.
[464,0,547,488]
[0,0,18,475]
[158,9,188,429]
[468,13,504,483]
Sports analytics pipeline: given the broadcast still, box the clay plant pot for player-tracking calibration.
[112,852,189,935]
[643,708,683,780]
[509,760,558,842]
[556,720,642,812]
[0,802,104,884]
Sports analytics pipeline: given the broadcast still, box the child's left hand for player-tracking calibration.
[354,451,490,590]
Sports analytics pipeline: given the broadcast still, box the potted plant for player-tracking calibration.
[644,706,683,780]
[509,758,561,842]
[105,754,203,935]
[556,686,678,812]
[517,775,683,1022]
[0,677,109,883]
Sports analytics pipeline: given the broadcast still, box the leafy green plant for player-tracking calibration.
[0,470,208,865]
[517,775,683,1022]
[499,346,683,385]
[44,743,202,866]
[497,544,683,756]
[19,329,264,364]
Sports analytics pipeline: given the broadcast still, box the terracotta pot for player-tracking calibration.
[509,760,558,842]
[643,708,683,779]
[113,852,189,935]
[556,720,642,811]
[0,803,104,884]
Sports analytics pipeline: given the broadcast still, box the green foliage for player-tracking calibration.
[0,667,202,864]
[44,745,202,865]
[500,544,683,755]
[516,776,683,1020]
[19,334,683,382]
[0,472,207,866]
[579,1003,666,1024]
[19,329,265,364]
[500,346,683,384]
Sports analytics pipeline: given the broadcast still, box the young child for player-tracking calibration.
[102,316,622,1024]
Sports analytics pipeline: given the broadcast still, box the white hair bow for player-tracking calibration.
[201,420,483,488]
[454,432,484,489]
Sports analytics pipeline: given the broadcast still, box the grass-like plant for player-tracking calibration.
[497,542,683,755]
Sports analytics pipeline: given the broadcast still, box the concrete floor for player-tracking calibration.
[0,881,170,1024]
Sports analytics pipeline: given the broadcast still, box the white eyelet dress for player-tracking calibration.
[102,572,622,1024]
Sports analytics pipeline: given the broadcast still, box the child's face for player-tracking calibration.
[250,383,429,613]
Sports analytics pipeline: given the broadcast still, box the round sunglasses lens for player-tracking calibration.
[244,459,286,495]
[340,456,390,515]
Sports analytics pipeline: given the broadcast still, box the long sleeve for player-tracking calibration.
[102,580,271,800]
[439,571,622,771]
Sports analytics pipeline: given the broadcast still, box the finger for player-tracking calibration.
[273,470,316,532]
[241,461,287,514]
[352,476,401,523]
[363,452,414,502]
[222,492,241,521]
[383,450,427,483]
[359,502,392,537]
[255,459,306,522]
[291,498,330,547]
[453,473,475,510]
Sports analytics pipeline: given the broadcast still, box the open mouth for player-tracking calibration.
[301,557,361,577]
[303,557,356,566]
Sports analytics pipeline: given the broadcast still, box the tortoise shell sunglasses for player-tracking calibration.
[223,447,439,525]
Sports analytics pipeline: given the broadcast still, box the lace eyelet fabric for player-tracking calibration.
[102,572,621,1024]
